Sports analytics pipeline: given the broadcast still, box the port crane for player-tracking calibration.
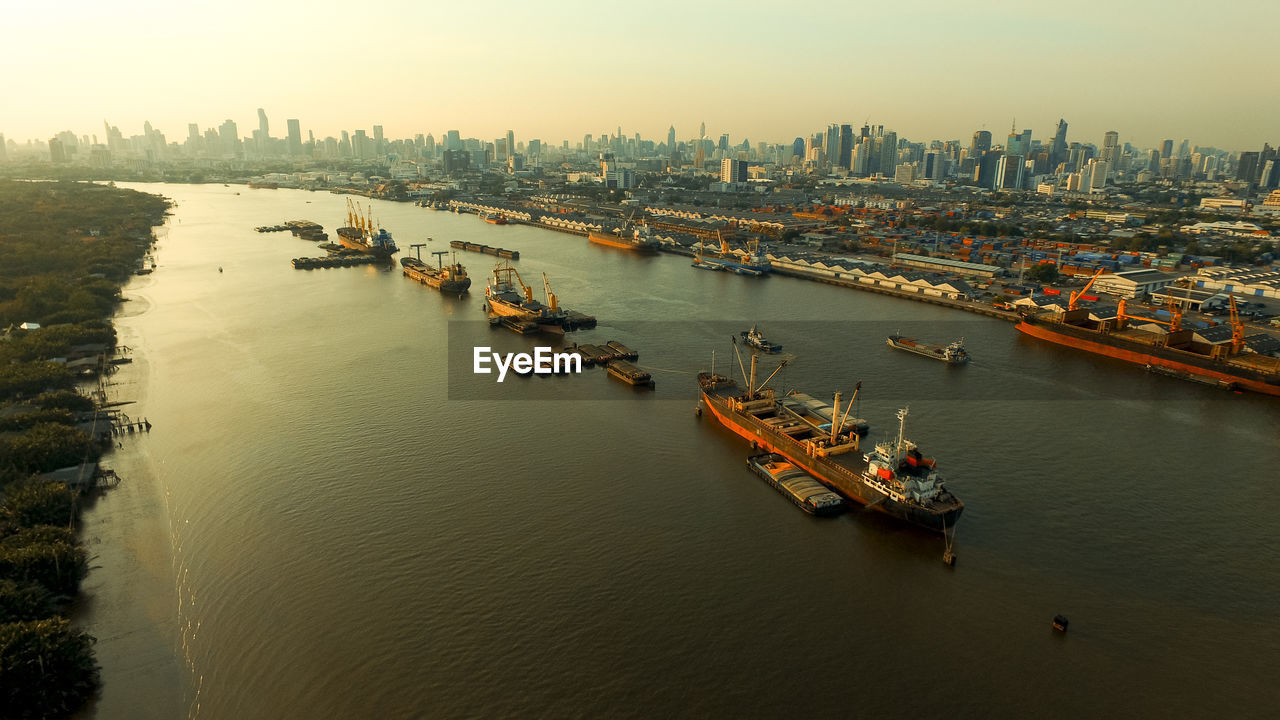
[541,272,559,311]
[1228,294,1246,354]
[1068,268,1105,311]
[408,243,427,261]
[1116,297,1183,334]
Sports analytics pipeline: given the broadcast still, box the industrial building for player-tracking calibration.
[1090,269,1176,298]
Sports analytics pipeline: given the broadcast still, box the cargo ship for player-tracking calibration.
[336,199,398,257]
[483,261,568,332]
[401,249,470,293]
[747,453,845,515]
[698,354,963,534]
[1015,275,1280,397]
[588,226,660,254]
[691,235,770,276]
[886,335,969,364]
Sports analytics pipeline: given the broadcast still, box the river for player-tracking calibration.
[76,183,1280,718]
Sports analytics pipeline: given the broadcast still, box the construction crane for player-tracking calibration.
[541,272,558,312]
[1069,269,1105,311]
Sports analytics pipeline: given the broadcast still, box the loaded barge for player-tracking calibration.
[747,453,845,515]
[698,355,963,535]
[886,335,969,364]
[450,240,519,260]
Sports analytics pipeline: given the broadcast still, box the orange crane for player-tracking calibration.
[1116,298,1182,333]
[1069,269,1105,311]
[1228,294,1245,354]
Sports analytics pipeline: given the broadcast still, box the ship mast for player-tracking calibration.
[894,406,909,467]
[830,392,842,444]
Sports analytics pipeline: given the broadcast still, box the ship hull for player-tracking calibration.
[1016,319,1280,397]
[887,337,966,364]
[700,391,962,533]
[588,232,659,254]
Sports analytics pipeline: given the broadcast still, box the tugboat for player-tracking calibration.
[886,335,969,364]
[740,325,782,353]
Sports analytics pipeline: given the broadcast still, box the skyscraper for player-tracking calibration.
[839,124,854,169]
[971,130,992,156]
[822,124,839,167]
[287,119,301,156]
[879,131,898,177]
[667,125,676,150]
[1236,152,1260,184]
[1050,119,1068,168]
[1161,139,1173,159]
[996,154,1023,190]
[257,108,269,139]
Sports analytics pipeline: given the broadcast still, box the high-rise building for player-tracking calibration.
[976,150,1002,189]
[506,130,515,160]
[257,108,269,139]
[1160,139,1173,159]
[48,137,66,163]
[721,158,748,184]
[879,131,897,177]
[0,133,7,162]
[825,124,839,167]
[996,154,1023,190]
[1236,152,1260,184]
[971,130,992,156]
[699,121,705,138]
[667,125,676,151]
[442,149,471,172]
[839,124,854,169]
[220,119,240,157]
[1050,119,1068,167]
[446,130,461,151]
[286,119,302,156]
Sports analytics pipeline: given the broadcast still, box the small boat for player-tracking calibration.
[740,325,782,353]
[886,335,969,364]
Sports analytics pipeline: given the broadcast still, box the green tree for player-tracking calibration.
[0,618,100,718]
[0,579,55,623]
[1,481,76,529]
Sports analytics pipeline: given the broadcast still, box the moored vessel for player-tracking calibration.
[588,225,660,254]
[699,352,963,534]
[401,247,471,294]
[1015,277,1280,397]
[747,453,845,515]
[483,262,567,332]
[336,199,398,257]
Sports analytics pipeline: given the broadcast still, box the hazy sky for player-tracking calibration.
[4,0,1277,151]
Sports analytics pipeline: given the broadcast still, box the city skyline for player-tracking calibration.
[3,0,1277,151]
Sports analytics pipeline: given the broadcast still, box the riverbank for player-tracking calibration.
[74,282,187,719]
